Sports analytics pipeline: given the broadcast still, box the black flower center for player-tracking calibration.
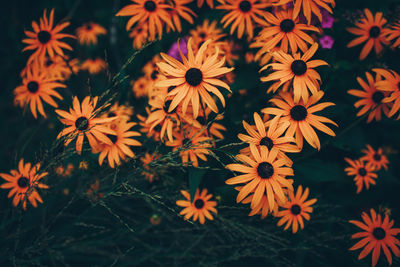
[290,105,308,121]
[358,167,367,177]
[372,91,384,104]
[185,68,203,86]
[291,60,307,76]
[107,134,118,144]
[196,116,206,125]
[151,70,159,80]
[194,199,204,209]
[144,0,156,12]
[17,177,29,188]
[38,30,51,44]
[75,116,89,131]
[373,153,381,161]
[199,32,206,39]
[369,26,381,38]
[45,59,53,67]
[372,227,386,240]
[259,137,274,150]
[290,204,301,215]
[163,100,176,114]
[257,162,274,179]
[27,81,39,93]
[280,19,295,33]
[239,0,251,12]
[86,24,92,30]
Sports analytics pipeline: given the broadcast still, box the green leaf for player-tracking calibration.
[189,167,206,201]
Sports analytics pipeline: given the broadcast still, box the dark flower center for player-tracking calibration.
[196,116,206,125]
[106,134,118,144]
[151,70,159,80]
[291,60,307,76]
[290,105,308,121]
[27,81,39,93]
[369,26,381,38]
[194,199,204,209]
[372,227,386,240]
[38,30,51,44]
[108,112,117,117]
[239,0,251,12]
[45,59,53,67]
[185,68,203,86]
[280,19,295,33]
[75,116,89,131]
[373,153,381,161]
[17,177,29,188]
[199,32,206,39]
[168,86,176,92]
[144,0,157,12]
[290,204,301,215]
[163,100,176,114]
[86,24,92,30]
[372,91,384,104]
[257,162,274,179]
[259,137,274,150]
[358,167,367,177]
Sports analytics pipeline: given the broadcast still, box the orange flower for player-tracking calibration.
[383,20,400,48]
[344,158,377,194]
[22,9,75,62]
[176,189,218,224]
[141,152,162,183]
[373,68,400,119]
[349,209,400,267]
[360,145,389,171]
[262,91,337,150]
[190,20,226,50]
[347,9,388,60]
[129,23,149,49]
[276,185,317,233]
[261,42,328,103]
[76,22,107,45]
[347,72,390,123]
[0,159,49,210]
[81,58,107,74]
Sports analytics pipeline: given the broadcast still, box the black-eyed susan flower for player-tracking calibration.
[276,185,317,233]
[261,42,328,103]
[344,158,377,194]
[217,0,269,39]
[349,209,400,267]
[131,77,149,98]
[55,96,116,154]
[176,189,218,224]
[373,68,400,119]
[156,38,234,118]
[384,21,400,48]
[226,144,294,210]
[361,145,389,171]
[14,61,64,118]
[346,9,388,60]
[76,22,107,45]
[141,152,161,183]
[262,91,337,150]
[347,72,390,123]
[116,0,174,40]
[97,120,141,168]
[0,159,49,210]
[167,0,196,32]
[129,23,149,49]
[22,9,75,62]
[81,58,107,74]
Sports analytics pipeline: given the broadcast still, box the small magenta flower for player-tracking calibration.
[319,35,334,49]
[321,9,334,28]
[168,38,188,61]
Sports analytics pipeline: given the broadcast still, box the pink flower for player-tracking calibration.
[319,35,334,49]
[168,38,188,61]
[321,9,334,28]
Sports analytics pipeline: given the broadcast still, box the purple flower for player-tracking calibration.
[319,35,334,49]
[168,38,188,61]
[321,9,334,28]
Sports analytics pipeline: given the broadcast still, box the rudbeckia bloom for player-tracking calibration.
[261,43,328,103]
[55,96,116,154]
[131,77,149,98]
[167,0,196,32]
[176,189,218,224]
[238,112,300,166]
[98,121,141,168]
[349,209,400,267]
[81,58,107,74]
[116,0,174,40]
[276,185,317,233]
[346,9,388,60]
[373,68,400,119]
[0,159,49,210]
[262,91,337,150]
[217,0,269,38]
[156,38,234,118]
[14,62,64,118]
[22,9,75,62]
[129,23,149,49]
[76,22,107,45]
[347,72,390,123]
[141,152,161,183]
[361,145,389,171]
[384,21,400,48]
[344,158,377,194]
[253,9,319,54]
[226,144,294,210]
